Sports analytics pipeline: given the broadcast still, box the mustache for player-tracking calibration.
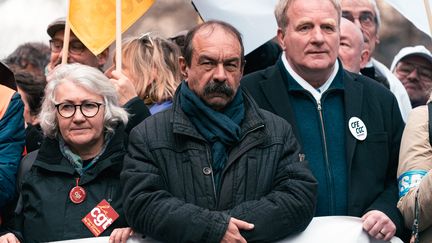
[203,81,234,97]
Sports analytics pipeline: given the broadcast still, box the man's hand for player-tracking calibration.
[221,217,254,243]
[109,227,133,243]
[0,233,20,243]
[362,210,396,241]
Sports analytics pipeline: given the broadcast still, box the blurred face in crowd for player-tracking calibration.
[17,88,36,125]
[277,0,340,86]
[55,81,105,158]
[394,56,432,106]
[339,18,369,73]
[48,30,108,72]
[341,0,379,58]
[182,25,244,111]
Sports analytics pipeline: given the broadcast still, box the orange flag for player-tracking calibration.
[68,0,154,55]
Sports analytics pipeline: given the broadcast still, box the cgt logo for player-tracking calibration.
[82,199,119,236]
[91,206,114,230]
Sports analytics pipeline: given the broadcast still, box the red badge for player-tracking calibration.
[82,199,119,237]
[69,178,86,204]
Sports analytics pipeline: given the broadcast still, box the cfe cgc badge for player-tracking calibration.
[348,117,367,141]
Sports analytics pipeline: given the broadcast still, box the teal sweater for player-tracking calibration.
[281,62,348,216]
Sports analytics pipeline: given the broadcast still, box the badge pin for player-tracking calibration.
[348,117,367,141]
[70,178,86,204]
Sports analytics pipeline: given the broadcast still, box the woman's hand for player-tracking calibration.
[109,227,133,243]
[106,69,138,106]
[0,233,20,243]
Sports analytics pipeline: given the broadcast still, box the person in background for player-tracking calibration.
[242,0,408,241]
[338,18,370,73]
[4,42,50,78]
[45,17,109,74]
[243,40,282,75]
[391,45,432,108]
[14,71,46,153]
[121,20,317,242]
[0,62,25,214]
[105,34,181,115]
[341,0,412,121]
[0,63,132,242]
[397,91,432,243]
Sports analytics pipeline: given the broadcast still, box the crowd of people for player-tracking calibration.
[0,0,431,242]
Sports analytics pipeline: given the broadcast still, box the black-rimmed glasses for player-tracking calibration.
[342,11,377,28]
[49,39,86,55]
[55,101,104,118]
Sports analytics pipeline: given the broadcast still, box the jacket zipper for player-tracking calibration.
[317,100,335,214]
[107,185,113,203]
[205,144,218,203]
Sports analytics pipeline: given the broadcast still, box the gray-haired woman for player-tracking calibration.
[0,63,132,242]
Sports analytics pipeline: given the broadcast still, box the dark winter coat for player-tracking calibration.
[121,88,317,243]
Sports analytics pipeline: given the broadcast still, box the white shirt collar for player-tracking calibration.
[281,52,339,102]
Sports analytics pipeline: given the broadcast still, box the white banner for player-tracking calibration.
[384,0,432,38]
[192,0,278,54]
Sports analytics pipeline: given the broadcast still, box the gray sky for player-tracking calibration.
[0,0,67,59]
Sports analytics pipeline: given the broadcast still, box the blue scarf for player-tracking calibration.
[179,81,244,192]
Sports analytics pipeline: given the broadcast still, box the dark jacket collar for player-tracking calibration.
[33,125,125,183]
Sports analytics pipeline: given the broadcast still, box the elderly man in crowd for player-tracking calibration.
[45,17,109,74]
[242,0,408,241]
[338,18,370,73]
[391,45,432,108]
[121,20,317,242]
[341,0,411,121]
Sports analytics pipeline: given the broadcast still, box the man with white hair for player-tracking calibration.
[391,45,432,108]
[341,0,412,121]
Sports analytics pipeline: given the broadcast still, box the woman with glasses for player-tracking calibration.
[0,63,132,242]
[105,33,181,115]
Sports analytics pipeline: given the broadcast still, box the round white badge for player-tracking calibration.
[348,117,367,141]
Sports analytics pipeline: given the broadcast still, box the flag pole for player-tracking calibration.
[116,0,122,72]
[62,0,71,65]
[424,0,432,38]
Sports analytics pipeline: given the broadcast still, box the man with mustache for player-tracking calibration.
[121,20,317,242]
[242,0,408,241]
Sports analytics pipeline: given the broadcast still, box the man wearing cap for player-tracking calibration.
[46,17,109,74]
[0,62,25,213]
[391,45,432,108]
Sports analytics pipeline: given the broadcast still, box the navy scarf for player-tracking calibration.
[179,81,244,192]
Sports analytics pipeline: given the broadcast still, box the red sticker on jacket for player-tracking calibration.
[82,199,119,236]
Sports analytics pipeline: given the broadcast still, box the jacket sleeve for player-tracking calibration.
[364,94,407,238]
[227,121,317,242]
[0,93,25,210]
[397,105,432,232]
[123,97,151,134]
[121,126,229,243]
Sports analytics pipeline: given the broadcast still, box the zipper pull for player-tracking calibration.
[299,153,305,162]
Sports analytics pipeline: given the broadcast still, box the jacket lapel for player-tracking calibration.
[259,62,303,143]
[343,71,363,171]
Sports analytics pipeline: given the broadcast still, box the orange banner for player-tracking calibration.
[68,0,154,55]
